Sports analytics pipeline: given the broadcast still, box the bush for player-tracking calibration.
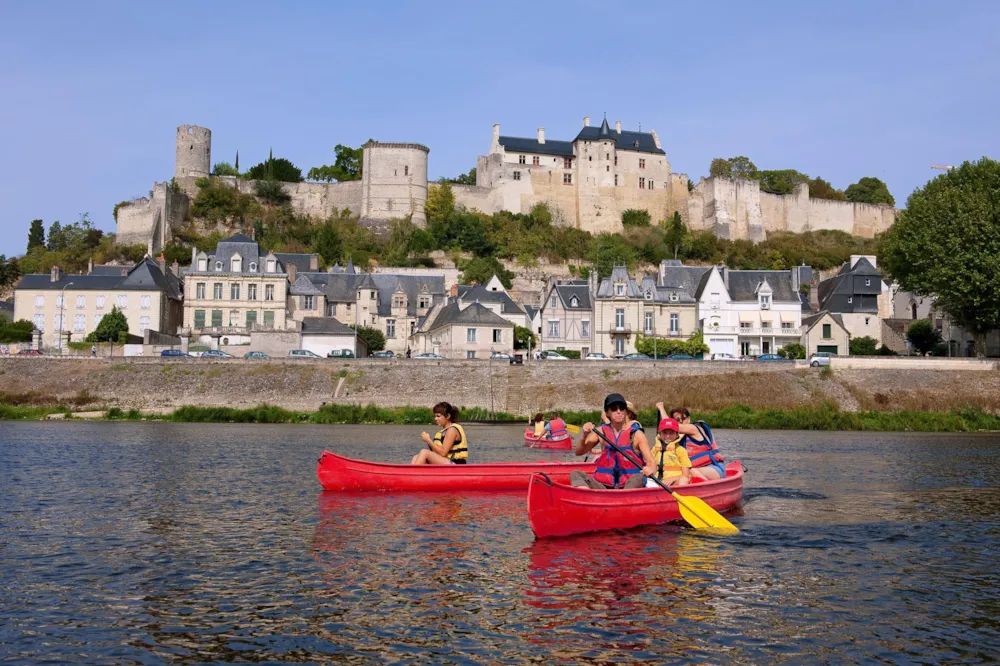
[0,319,33,343]
[558,350,581,359]
[350,325,386,353]
[255,179,291,205]
[514,325,536,351]
[190,180,260,223]
[906,319,942,356]
[849,336,879,356]
[779,342,806,359]
[86,306,128,343]
[621,209,651,227]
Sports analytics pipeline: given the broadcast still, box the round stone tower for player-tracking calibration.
[175,125,212,181]
[360,140,430,228]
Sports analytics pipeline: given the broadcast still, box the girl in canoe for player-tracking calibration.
[646,416,692,488]
[656,402,725,480]
[412,402,469,465]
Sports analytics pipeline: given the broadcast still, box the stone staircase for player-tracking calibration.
[504,366,526,416]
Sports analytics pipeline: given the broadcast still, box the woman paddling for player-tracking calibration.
[412,402,468,465]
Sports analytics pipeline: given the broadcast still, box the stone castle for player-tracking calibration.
[116,119,896,253]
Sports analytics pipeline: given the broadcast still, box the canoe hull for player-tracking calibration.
[317,451,596,492]
[527,461,744,538]
[523,428,574,450]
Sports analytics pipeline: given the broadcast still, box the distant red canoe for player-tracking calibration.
[527,461,744,538]
[317,451,596,492]
[523,428,574,450]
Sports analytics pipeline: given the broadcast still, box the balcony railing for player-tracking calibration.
[735,326,801,336]
[602,324,632,335]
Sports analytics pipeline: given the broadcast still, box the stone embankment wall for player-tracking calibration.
[3,358,1000,416]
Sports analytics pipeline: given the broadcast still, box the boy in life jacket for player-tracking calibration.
[570,393,655,489]
[646,417,692,488]
[656,402,726,480]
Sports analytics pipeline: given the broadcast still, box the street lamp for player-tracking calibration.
[58,282,74,354]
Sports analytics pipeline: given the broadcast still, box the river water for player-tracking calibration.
[1,422,998,664]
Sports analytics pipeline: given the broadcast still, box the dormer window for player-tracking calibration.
[249,262,257,272]
[760,294,771,309]
[570,296,579,307]
[198,258,207,271]
[848,296,853,304]
[669,292,679,302]
[215,261,222,271]
[644,291,653,301]
[231,256,242,272]
[551,294,559,309]
[266,259,276,273]
[865,278,871,286]
[615,283,624,296]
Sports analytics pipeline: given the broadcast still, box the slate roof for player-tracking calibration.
[524,305,539,321]
[425,301,514,332]
[274,252,319,273]
[89,265,130,276]
[574,117,665,155]
[802,310,848,333]
[498,136,575,157]
[597,265,642,298]
[300,316,356,335]
[554,282,592,310]
[15,259,181,300]
[726,270,798,302]
[301,271,446,317]
[458,284,525,316]
[289,275,324,296]
[659,263,713,301]
[187,233,284,275]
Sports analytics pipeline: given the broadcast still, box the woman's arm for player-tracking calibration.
[655,402,668,421]
[633,431,656,477]
[574,423,599,456]
[677,422,703,439]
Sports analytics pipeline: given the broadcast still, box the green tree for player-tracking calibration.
[846,176,895,207]
[849,336,879,355]
[661,211,690,259]
[589,233,638,277]
[312,223,343,265]
[86,306,129,343]
[245,153,304,182]
[212,161,239,176]
[254,179,290,204]
[190,181,260,223]
[514,325,537,350]
[425,182,456,224]
[0,319,33,343]
[881,158,1000,357]
[905,320,942,356]
[46,221,65,252]
[759,169,810,195]
[27,219,45,251]
[621,209,651,227]
[709,156,758,179]
[0,255,21,291]
[307,144,364,182]
[808,177,847,201]
[350,325,385,353]
[459,257,513,288]
[447,168,477,185]
[779,342,806,359]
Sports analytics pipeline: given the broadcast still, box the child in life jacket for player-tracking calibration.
[656,402,726,480]
[646,417,692,488]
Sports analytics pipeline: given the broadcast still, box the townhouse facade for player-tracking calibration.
[539,278,595,355]
[410,301,515,359]
[817,255,891,344]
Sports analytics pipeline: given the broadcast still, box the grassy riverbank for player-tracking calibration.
[3,401,1000,432]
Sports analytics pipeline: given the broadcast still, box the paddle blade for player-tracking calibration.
[673,493,740,535]
[565,423,581,434]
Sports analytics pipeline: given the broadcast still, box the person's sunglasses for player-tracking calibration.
[608,404,627,413]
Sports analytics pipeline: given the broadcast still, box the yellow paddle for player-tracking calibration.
[591,427,739,535]
[565,423,580,434]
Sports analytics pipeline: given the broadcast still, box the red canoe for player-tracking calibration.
[317,451,596,492]
[527,461,744,538]
[523,428,574,450]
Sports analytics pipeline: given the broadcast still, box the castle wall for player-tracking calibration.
[361,142,429,227]
[217,177,362,219]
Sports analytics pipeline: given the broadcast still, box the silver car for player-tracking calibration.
[809,352,833,367]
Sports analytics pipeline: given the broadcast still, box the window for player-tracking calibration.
[615,283,624,296]
[669,292,678,303]
[140,296,151,309]
[211,310,223,327]
[822,323,832,339]
[229,310,240,326]
[198,258,207,271]
[615,309,625,328]
[911,303,918,320]
[865,317,870,327]
[550,294,559,309]
[532,156,540,166]
[215,261,222,271]
[51,314,61,331]
[588,156,592,162]
[266,259,276,273]
[303,295,314,310]
[467,350,476,359]
[35,295,44,308]
[614,175,618,186]
[96,295,105,309]
[404,165,409,176]
[570,296,579,307]
[548,321,560,337]
[213,283,223,299]
[519,155,526,165]
[246,310,257,328]
[563,173,572,185]
[639,177,645,189]
[639,158,646,169]
[760,294,771,309]
[93,314,101,329]
[847,296,853,304]
[249,262,257,272]
[493,328,502,343]
[231,284,240,300]
[648,181,654,190]
[196,283,205,299]
[386,319,396,338]
[644,291,652,301]
[614,156,618,166]
[263,311,274,327]
[418,296,429,309]
[581,320,590,337]
[782,322,794,330]
[76,296,85,309]
[74,314,85,332]
[670,313,679,333]
[513,171,521,181]
[139,316,150,332]
[865,278,871,286]
[56,295,64,308]
[265,285,274,301]
[231,256,242,272]
[563,157,572,169]
[615,338,625,355]
[248,284,257,300]
[467,328,476,343]
[118,295,127,309]
[644,312,654,333]
[33,314,45,331]
[345,303,351,312]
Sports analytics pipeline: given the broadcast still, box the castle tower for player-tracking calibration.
[175,125,212,181]
[360,140,430,228]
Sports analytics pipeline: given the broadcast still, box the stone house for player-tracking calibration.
[456,275,528,328]
[14,259,182,349]
[410,300,514,359]
[889,288,1000,357]
[300,316,367,358]
[539,278,595,355]
[802,311,851,356]
[817,255,891,344]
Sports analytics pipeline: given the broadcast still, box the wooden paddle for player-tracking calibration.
[565,423,581,434]
[590,426,739,535]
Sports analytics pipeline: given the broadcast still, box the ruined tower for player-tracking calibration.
[174,125,212,181]
[360,140,429,228]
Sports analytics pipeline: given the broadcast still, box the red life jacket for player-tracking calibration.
[681,422,724,468]
[592,423,643,488]
[548,417,568,439]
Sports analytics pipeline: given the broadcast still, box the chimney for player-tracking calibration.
[191,246,198,267]
[718,263,729,289]
[791,266,799,293]
[287,263,297,284]
[537,128,545,144]
[157,254,166,276]
[650,129,661,149]
[87,258,93,275]
[615,120,622,134]
[171,260,180,277]
[583,116,590,127]
[449,283,458,298]
[50,265,62,283]
[492,123,500,142]
[309,254,319,271]
[588,269,599,297]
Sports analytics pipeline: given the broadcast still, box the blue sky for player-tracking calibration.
[1,0,998,258]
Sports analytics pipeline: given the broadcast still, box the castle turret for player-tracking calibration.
[175,125,212,181]
[360,140,430,228]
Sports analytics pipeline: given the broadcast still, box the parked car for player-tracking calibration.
[288,349,322,359]
[809,352,834,367]
[584,352,609,361]
[201,350,234,359]
[16,349,42,356]
[327,349,356,359]
[370,350,394,359]
[756,353,788,361]
[711,353,740,361]
[666,353,697,360]
[623,353,652,360]
[490,351,512,359]
[412,352,443,359]
[538,350,569,361]
[161,349,189,357]
[244,351,270,359]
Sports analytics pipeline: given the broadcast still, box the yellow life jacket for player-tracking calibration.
[434,423,468,462]
[533,421,545,437]
[650,434,687,480]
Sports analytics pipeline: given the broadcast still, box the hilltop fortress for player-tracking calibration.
[116,119,896,253]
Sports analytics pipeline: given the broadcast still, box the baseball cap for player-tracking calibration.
[658,417,680,433]
[603,393,627,411]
